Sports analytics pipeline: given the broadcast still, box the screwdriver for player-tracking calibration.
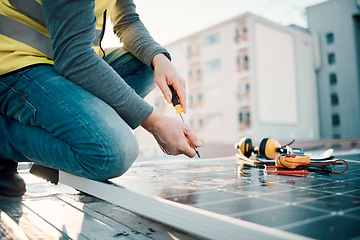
[169,86,200,158]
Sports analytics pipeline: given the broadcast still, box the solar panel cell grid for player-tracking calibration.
[111,154,360,239]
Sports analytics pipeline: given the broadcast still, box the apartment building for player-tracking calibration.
[135,12,320,155]
[307,0,360,139]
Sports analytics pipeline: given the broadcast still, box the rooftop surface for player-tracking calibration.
[1,140,360,240]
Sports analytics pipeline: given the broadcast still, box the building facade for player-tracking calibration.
[307,0,360,139]
[135,12,321,155]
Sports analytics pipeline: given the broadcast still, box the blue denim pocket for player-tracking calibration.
[0,82,37,126]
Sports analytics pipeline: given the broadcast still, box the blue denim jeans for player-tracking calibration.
[0,48,155,181]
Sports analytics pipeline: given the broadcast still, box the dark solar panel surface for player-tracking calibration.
[111,152,360,239]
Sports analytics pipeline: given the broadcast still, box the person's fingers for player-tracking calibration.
[184,128,202,148]
[144,110,201,158]
[177,128,200,158]
[164,124,197,158]
[179,142,196,158]
[154,75,172,103]
[171,80,186,113]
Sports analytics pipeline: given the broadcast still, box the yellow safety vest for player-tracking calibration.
[0,0,116,75]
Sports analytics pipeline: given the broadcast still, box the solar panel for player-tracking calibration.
[107,153,360,240]
[59,151,360,239]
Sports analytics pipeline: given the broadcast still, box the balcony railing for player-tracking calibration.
[234,34,248,43]
[187,50,201,58]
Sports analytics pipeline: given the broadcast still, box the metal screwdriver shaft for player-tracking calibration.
[179,112,185,123]
[169,86,200,158]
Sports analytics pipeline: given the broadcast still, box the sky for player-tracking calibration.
[102,0,328,47]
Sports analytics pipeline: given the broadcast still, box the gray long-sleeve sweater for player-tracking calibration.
[41,0,170,129]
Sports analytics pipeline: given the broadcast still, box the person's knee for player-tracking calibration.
[77,131,139,181]
[100,135,139,180]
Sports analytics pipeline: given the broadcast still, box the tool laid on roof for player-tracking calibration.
[234,136,348,176]
[264,154,348,176]
[275,154,310,169]
[169,86,200,158]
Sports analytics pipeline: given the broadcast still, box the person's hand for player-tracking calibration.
[141,110,201,158]
[152,53,187,112]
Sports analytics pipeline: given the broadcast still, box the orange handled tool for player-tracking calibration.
[276,154,310,169]
[169,86,200,158]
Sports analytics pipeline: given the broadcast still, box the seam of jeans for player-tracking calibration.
[0,81,37,126]
[133,63,149,74]
[112,62,140,69]
[14,70,111,174]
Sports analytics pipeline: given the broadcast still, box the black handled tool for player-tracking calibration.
[169,86,200,158]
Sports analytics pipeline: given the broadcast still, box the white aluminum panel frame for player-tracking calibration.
[59,171,309,240]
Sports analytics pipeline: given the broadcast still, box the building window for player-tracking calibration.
[236,56,242,71]
[190,93,203,108]
[243,83,250,99]
[197,69,202,78]
[328,52,336,65]
[236,55,249,72]
[238,112,243,122]
[245,83,250,93]
[188,68,201,83]
[246,113,251,126]
[199,118,204,127]
[329,73,337,85]
[205,59,221,72]
[236,56,241,65]
[326,32,334,44]
[330,93,339,106]
[244,56,249,70]
[243,27,247,35]
[234,27,247,43]
[238,110,251,130]
[235,28,241,43]
[332,114,340,127]
[204,32,220,46]
[187,44,201,58]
